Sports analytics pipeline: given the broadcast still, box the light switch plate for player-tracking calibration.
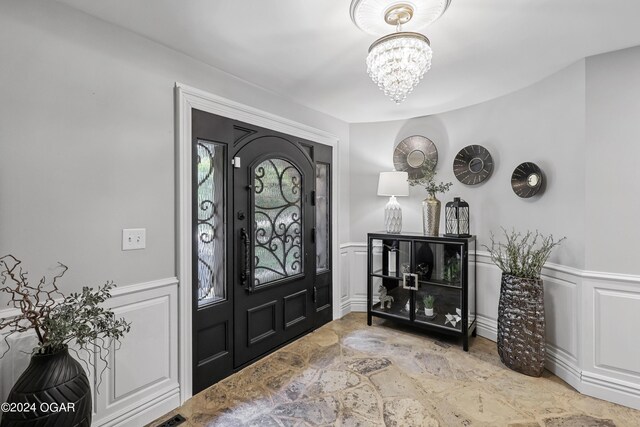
[122,228,146,251]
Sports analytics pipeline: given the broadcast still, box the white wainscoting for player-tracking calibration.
[0,277,179,427]
[338,242,640,410]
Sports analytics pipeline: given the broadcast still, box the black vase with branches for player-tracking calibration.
[0,255,131,427]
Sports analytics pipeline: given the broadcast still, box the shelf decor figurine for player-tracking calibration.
[423,295,435,317]
[445,308,462,327]
[377,171,409,233]
[485,229,565,377]
[378,284,394,309]
[445,197,470,237]
[408,160,453,236]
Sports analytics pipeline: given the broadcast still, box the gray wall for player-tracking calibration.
[350,61,586,268]
[586,46,640,275]
[0,0,350,303]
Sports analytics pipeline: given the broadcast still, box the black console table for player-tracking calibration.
[367,232,477,351]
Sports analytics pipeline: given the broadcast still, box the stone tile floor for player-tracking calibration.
[149,313,640,426]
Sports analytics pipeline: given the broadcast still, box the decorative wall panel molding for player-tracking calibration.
[338,242,640,410]
[0,277,179,427]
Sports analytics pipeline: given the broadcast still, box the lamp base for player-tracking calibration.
[384,196,403,233]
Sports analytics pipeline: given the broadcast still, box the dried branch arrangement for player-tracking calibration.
[484,228,566,279]
[0,254,131,385]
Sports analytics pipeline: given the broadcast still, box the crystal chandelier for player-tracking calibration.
[366,4,432,104]
[351,1,450,104]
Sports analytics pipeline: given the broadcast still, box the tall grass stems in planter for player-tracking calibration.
[0,255,131,427]
[484,229,565,376]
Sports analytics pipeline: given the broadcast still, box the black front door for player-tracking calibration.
[191,109,332,393]
[233,130,316,367]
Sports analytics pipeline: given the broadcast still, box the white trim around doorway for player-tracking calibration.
[175,83,341,404]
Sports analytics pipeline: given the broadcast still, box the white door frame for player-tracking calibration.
[175,83,341,403]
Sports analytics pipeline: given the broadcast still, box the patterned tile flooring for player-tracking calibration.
[150,313,640,426]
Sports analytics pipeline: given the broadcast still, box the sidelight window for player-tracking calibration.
[196,140,226,306]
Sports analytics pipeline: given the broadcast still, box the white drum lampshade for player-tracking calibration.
[377,171,409,233]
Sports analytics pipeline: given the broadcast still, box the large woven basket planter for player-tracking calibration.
[497,273,546,377]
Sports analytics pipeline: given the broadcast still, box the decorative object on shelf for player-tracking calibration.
[350,1,452,103]
[484,229,565,377]
[404,300,411,312]
[377,171,409,233]
[445,308,462,327]
[445,197,470,237]
[443,253,461,283]
[403,272,419,290]
[409,160,453,236]
[415,262,431,280]
[453,145,494,185]
[511,162,544,198]
[423,294,435,316]
[0,255,131,427]
[378,284,394,309]
[393,135,439,180]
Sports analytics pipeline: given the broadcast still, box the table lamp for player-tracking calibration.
[377,171,409,233]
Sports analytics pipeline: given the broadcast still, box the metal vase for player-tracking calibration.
[497,273,546,377]
[422,194,441,236]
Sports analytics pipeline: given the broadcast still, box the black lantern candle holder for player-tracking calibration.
[445,197,470,237]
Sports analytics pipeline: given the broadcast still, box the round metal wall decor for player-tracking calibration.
[393,135,438,180]
[453,145,494,185]
[511,162,544,198]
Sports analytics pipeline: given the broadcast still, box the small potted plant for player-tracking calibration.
[408,160,453,236]
[0,255,131,426]
[423,294,435,317]
[485,229,564,377]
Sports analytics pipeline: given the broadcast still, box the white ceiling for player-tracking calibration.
[56,0,640,123]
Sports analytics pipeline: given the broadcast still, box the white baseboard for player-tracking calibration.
[350,296,368,313]
[340,296,367,317]
[96,386,180,427]
[546,344,581,391]
[581,371,640,411]
[475,314,497,342]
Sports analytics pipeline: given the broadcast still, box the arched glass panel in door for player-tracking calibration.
[253,158,303,287]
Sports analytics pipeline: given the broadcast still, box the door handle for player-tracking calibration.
[240,227,252,292]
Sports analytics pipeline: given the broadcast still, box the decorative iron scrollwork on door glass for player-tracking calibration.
[196,140,226,307]
[254,158,303,287]
[316,163,330,273]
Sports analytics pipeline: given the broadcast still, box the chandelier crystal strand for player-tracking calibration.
[366,34,432,104]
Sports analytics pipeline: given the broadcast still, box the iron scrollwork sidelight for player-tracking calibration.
[196,141,226,305]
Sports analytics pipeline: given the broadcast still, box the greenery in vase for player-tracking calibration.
[423,294,435,309]
[408,160,453,198]
[0,255,131,384]
[484,228,566,280]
